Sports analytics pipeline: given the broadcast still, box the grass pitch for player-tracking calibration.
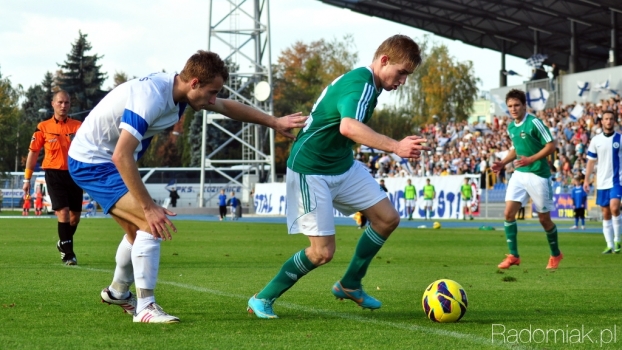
[0,218,620,349]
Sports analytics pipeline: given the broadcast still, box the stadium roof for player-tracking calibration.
[318,0,621,72]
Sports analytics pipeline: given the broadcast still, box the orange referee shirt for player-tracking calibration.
[29,116,82,170]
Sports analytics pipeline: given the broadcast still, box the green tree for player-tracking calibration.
[271,36,358,172]
[57,31,108,118]
[398,37,479,125]
[366,107,417,142]
[0,69,25,172]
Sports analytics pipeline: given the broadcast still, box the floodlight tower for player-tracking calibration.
[199,0,275,207]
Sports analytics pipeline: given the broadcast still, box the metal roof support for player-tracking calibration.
[611,11,619,67]
[533,30,539,54]
[500,40,507,87]
[569,20,578,73]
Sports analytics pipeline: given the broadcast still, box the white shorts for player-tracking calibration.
[287,161,388,236]
[405,199,416,207]
[505,171,554,213]
[424,199,434,208]
[461,198,472,208]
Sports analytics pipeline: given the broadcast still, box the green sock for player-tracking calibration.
[546,225,560,256]
[340,226,386,289]
[256,249,316,300]
[504,220,519,257]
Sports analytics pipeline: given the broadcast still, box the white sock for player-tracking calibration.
[613,215,621,243]
[110,234,134,299]
[603,220,614,249]
[132,230,161,314]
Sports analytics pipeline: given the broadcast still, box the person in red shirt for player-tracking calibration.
[34,190,44,216]
[23,90,83,265]
[22,194,31,216]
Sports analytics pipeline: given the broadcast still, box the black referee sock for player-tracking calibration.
[58,222,75,259]
[69,224,78,237]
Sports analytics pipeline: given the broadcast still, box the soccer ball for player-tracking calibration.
[433,221,441,229]
[422,279,468,323]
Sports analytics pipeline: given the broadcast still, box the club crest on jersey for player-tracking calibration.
[520,131,526,139]
[614,142,620,149]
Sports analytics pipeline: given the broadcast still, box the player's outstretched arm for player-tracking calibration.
[339,117,430,159]
[207,99,307,139]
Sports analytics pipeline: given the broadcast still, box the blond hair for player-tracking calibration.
[373,35,422,71]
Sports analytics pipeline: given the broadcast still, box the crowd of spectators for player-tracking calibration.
[357,95,622,194]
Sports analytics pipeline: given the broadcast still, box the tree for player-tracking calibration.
[111,71,137,89]
[57,31,108,118]
[366,107,418,142]
[271,36,358,172]
[0,69,25,172]
[398,37,479,125]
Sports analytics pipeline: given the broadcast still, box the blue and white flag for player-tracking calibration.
[526,54,548,68]
[595,79,620,95]
[577,81,590,97]
[526,88,549,111]
[569,104,584,122]
[503,70,522,77]
[492,94,510,117]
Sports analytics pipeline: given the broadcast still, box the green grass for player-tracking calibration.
[0,218,620,349]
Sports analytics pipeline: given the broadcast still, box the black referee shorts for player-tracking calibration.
[45,169,83,212]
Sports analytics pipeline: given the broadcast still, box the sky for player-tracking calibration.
[0,0,534,108]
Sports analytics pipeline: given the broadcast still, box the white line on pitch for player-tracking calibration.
[74,266,532,350]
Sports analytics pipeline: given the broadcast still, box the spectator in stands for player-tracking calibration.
[168,187,179,208]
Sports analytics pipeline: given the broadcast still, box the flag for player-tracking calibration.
[595,79,619,95]
[526,54,548,68]
[577,81,590,97]
[569,104,584,121]
[503,70,522,76]
[526,88,549,111]
[492,94,510,117]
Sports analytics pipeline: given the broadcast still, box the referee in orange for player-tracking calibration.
[23,90,83,265]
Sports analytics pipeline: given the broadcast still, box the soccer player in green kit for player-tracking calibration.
[247,35,428,318]
[461,178,474,220]
[491,89,563,270]
[423,178,435,219]
[405,179,417,220]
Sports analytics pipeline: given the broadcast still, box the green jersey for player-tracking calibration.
[404,184,416,200]
[461,184,472,199]
[423,184,435,199]
[287,67,381,175]
[507,113,552,179]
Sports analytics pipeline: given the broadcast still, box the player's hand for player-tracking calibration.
[583,182,590,193]
[22,181,31,195]
[394,135,431,159]
[274,112,308,140]
[491,161,504,174]
[513,156,534,168]
[144,204,177,241]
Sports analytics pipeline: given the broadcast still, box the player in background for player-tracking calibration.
[68,50,307,323]
[22,194,31,216]
[583,110,622,253]
[491,89,562,270]
[23,90,83,265]
[461,177,474,220]
[423,178,435,219]
[34,189,44,216]
[248,35,428,319]
[404,178,416,220]
[571,176,587,230]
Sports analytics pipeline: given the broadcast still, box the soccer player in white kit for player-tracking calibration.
[583,110,622,254]
[68,51,307,323]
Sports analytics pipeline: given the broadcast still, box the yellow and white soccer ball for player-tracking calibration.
[422,279,468,323]
[432,221,441,229]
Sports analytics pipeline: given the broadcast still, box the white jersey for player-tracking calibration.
[586,132,622,189]
[69,73,186,164]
